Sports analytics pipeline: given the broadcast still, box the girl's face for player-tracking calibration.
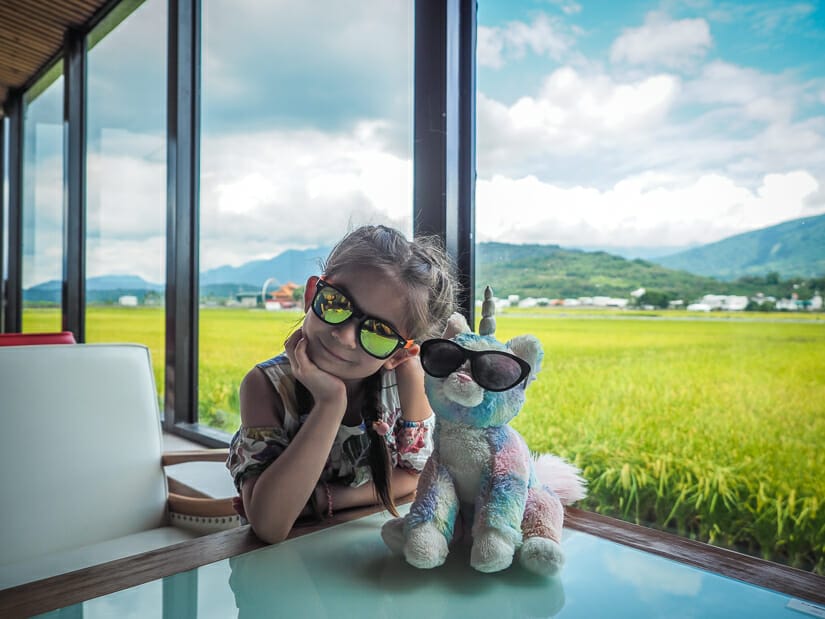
[301,267,416,382]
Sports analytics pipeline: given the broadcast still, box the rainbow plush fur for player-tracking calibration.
[381,302,586,575]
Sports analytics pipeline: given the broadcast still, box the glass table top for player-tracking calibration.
[36,511,823,618]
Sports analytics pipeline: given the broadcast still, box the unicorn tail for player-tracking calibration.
[533,454,588,505]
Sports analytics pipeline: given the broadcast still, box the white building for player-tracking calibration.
[687,303,711,312]
[700,295,749,311]
[118,295,138,307]
[775,298,799,311]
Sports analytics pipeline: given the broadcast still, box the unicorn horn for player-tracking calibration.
[479,286,496,336]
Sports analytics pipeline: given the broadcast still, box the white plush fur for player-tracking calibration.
[533,454,588,504]
[442,371,485,407]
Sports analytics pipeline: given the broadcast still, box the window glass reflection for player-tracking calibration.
[21,65,64,332]
[199,1,414,432]
[475,1,825,574]
[85,0,168,401]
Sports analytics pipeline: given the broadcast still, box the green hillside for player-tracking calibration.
[476,242,824,303]
[654,213,825,280]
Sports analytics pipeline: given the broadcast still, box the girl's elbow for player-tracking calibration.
[248,513,291,545]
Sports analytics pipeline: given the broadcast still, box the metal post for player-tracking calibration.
[166,0,201,433]
[63,28,87,342]
[413,0,476,326]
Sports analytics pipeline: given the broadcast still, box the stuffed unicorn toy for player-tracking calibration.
[382,287,586,575]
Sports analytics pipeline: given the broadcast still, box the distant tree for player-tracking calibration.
[292,286,305,302]
[746,299,776,312]
[765,271,780,285]
[639,290,671,309]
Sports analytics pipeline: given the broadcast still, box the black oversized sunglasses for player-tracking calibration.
[310,279,414,359]
[419,338,531,392]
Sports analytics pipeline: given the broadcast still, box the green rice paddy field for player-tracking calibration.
[25,307,825,573]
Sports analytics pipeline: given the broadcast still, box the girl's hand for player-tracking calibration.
[284,328,347,409]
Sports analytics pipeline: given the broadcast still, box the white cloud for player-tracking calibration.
[684,61,798,124]
[86,236,166,284]
[477,26,506,69]
[553,0,582,16]
[604,547,703,599]
[749,3,817,36]
[203,0,411,117]
[478,67,679,175]
[478,14,575,69]
[199,122,413,270]
[611,12,712,70]
[476,170,822,249]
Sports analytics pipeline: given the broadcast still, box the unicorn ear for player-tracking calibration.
[442,312,471,339]
[507,334,543,384]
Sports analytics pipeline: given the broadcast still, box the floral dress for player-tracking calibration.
[226,353,434,514]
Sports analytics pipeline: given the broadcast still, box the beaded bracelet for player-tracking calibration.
[323,481,334,518]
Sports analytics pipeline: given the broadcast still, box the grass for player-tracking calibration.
[22,305,825,573]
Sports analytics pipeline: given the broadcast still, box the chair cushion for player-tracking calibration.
[0,344,168,566]
[0,526,198,590]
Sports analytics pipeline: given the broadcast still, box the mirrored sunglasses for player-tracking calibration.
[311,279,413,360]
[420,338,531,392]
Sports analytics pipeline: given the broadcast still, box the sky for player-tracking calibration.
[13,0,825,285]
[474,0,825,251]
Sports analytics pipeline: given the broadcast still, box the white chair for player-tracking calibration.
[0,343,238,591]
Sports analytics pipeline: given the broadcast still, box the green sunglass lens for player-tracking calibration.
[316,290,352,324]
[361,320,401,357]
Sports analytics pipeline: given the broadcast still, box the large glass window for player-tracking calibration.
[476,1,825,575]
[85,0,168,394]
[199,1,414,433]
[21,64,64,332]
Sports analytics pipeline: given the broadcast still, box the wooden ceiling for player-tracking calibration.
[0,0,112,117]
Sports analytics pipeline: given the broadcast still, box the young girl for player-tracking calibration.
[226,225,458,544]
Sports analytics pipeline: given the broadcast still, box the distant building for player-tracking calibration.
[266,282,299,310]
[700,294,748,311]
[687,303,711,312]
[235,292,260,307]
[118,295,138,307]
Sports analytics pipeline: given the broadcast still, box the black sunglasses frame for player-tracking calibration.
[310,279,413,360]
[419,338,532,392]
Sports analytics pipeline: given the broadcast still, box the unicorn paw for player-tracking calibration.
[381,517,406,555]
[471,529,515,573]
[404,522,449,569]
[520,537,565,576]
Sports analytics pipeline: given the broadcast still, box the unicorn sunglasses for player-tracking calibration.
[419,338,531,392]
[310,279,414,359]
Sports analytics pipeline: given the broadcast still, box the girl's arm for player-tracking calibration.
[241,332,348,544]
[393,355,433,422]
[320,468,419,513]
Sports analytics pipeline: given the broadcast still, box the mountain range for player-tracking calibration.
[23,213,824,304]
[654,213,825,280]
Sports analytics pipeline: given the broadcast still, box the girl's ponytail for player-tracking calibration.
[362,371,399,516]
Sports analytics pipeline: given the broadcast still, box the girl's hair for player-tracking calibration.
[322,224,459,341]
[321,224,459,515]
